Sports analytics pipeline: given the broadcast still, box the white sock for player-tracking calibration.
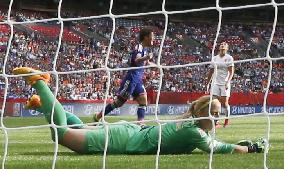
[221,106,230,117]
[226,105,230,118]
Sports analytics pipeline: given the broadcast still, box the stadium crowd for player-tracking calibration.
[0,9,284,100]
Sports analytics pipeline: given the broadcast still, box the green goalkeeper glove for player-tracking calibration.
[237,138,267,153]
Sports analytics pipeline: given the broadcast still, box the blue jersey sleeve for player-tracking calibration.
[130,44,146,67]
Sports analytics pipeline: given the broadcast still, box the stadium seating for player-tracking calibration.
[0,9,284,100]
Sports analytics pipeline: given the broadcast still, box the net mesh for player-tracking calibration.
[1,0,284,169]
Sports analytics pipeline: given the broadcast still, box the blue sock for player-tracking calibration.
[137,106,146,121]
[104,104,115,115]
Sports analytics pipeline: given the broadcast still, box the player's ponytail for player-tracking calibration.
[180,101,196,119]
[180,96,217,119]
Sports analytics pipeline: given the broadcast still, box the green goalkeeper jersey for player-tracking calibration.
[84,122,141,154]
[126,121,236,154]
[84,121,236,154]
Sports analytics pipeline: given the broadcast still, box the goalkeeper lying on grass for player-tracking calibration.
[13,67,266,155]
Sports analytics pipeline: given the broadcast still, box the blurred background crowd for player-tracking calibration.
[0,3,284,100]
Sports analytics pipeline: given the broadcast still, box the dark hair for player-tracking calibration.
[139,28,152,42]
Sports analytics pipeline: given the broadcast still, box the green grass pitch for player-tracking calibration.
[0,115,283,169]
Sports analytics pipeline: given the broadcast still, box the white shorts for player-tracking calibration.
[212,84,231,97]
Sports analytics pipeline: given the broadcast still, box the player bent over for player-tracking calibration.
[13,67,265,155]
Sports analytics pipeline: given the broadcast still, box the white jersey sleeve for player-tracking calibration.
[226,55,234,67]
[212,54,234,85]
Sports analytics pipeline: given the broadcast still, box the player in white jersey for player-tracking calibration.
[206,42,234,128]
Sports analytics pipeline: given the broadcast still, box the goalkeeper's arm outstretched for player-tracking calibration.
[13,67,266,155]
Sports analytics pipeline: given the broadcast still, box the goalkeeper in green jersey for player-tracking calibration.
[13,67,266,154]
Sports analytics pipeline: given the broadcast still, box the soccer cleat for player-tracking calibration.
[12,67,50,85]
[25,95,42,109]
[93,112,101,122]
[223,119,229,128]
[13,67,37,74]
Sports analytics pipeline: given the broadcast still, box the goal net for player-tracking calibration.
[0,0,284,169]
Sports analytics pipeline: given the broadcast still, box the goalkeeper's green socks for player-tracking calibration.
[32,80,68,140]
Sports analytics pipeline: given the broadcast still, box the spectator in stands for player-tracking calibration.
[1,10,284,99]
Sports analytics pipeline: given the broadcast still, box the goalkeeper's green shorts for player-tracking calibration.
[84,129,106,154]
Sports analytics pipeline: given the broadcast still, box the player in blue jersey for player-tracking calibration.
[93,28,155,124]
